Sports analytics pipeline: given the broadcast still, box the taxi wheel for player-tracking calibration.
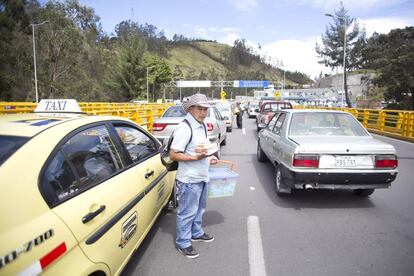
[214,142,221,159]
[354,188,375,197]
[221,135,227,146]
[257,141,267,162]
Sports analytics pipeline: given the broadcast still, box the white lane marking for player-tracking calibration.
[250,186,256,191]
[247,216,267,276]
[242,128,246,135]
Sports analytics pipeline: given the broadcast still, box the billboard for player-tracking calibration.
[176,80,211,87]
[234,80,269,88]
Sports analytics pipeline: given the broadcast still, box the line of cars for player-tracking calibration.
[151,100,234,158]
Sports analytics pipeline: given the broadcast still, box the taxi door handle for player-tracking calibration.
[82,205,106,224]
[145,170,154,179]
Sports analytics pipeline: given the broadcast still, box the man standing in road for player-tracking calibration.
[169,93,218,259]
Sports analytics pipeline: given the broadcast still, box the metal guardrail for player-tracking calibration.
[2,102,413,141]
[0,102,172,131]
[295,106,414,142]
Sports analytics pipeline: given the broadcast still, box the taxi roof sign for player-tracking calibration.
[35,99,83,114]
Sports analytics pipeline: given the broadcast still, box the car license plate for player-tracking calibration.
[335,156,356,167]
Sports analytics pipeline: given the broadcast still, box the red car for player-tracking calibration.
[256,101,292,131]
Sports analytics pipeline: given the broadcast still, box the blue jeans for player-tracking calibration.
[175,180,208,249]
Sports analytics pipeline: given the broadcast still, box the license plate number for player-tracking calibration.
[335,156,356,167]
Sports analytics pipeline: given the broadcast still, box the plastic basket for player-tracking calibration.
[208,167,239,198]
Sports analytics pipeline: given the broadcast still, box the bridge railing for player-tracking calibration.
[295,106,414,142]
[0,102,172,131]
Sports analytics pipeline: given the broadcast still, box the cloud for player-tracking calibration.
[261,37,332,79]
[360,16,414,36]
[227,0,259,11]
[298,0,405,11]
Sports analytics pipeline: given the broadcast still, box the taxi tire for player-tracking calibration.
[221,135,227,146]
[257,141,267,162]
[354,188,375,197]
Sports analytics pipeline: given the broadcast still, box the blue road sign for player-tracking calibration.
[234,80,269,88]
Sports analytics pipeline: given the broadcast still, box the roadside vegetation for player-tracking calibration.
[0,0,412,109]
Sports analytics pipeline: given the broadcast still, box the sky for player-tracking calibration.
[78,0,414,79]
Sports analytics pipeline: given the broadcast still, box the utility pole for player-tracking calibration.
[31,20,49,103]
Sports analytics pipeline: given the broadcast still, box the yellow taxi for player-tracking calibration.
[0,100,175,275]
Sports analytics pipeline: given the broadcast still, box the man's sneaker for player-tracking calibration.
[191,233,214,242]
[176,245,199,259]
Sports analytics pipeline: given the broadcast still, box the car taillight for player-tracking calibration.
[375,155,398,169]
[293,154,319,168]
[152,123,167,131]
[207,123,214,131]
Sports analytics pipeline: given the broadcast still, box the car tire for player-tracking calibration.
[354,188,375,197]
[227,127,232,132]
[221,135,226,146]
[257,140,267,162]
[213,142,221,159]
[275,165,291,196]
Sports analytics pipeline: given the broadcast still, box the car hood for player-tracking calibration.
[289,136,396,154]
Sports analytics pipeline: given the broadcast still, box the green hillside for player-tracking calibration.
[162,41,310,86]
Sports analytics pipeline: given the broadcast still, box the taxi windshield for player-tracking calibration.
[0,135,30,165]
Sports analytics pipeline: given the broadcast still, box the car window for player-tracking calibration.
[267,113,279,129]
[213,102,230,112]
[214,108,222,120]
[272,113,286,135]
[288,113,369,136]
[163,106,186,117]
[43,125,124,203]
[0,135,30,165]
[115,125,158,163]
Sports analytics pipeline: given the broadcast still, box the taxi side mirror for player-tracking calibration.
[223,116,229,120]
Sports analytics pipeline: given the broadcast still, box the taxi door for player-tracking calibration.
[49,124,148,275]
[112,124,172,231]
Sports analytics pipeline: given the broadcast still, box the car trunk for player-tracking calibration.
[289,136,396,155]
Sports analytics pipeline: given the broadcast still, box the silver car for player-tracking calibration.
[152,105,227,156]
[257,109,398,196]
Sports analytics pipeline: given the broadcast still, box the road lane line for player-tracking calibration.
[247,216,267,276]
[242,128,246,135]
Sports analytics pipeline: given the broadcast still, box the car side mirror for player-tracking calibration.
[223,116,229,120]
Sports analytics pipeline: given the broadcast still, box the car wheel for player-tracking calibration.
[227,127,232,132]
[221,135,227,146]
[213,142,221,159]
[275,166,290,196]
[257,140,267,162]
[354,189,375,197]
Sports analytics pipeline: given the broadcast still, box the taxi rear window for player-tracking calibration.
[0,135,30,165]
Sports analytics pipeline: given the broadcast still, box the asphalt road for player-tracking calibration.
[122,114,414,276]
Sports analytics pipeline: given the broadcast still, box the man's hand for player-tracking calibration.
[209,155,219,165]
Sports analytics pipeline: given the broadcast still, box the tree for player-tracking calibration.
[145,55,172,101]
[104,31,147,101]
[316,1,366,107]
[0,0,34,101]
[362,27,414,110]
